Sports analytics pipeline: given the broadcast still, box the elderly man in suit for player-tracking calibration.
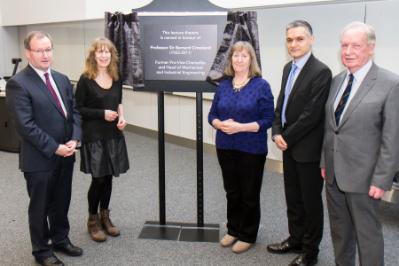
[267,20,331,266]
[321,21,399,266]
[6,31,82,266]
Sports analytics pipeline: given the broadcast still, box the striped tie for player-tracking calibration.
[334,74,354,126]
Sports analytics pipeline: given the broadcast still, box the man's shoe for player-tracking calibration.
[35,255,64,266]
[220,234,237,247]
[231,241,253,254]
[267,238,302,254]
[53,241,83,257]
[289,253,318,266]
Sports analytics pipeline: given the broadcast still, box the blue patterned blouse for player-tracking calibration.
[208,76,275,155]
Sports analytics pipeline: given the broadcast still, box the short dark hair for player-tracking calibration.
[286,20,313,35]
[24,31,53,50]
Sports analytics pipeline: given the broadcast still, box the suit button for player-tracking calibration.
[335,131,339,135]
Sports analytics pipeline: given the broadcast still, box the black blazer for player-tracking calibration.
[272,54,332,162]
[6,65,81,172]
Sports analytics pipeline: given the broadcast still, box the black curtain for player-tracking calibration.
[207,11,261,86]
[105,11,144,89]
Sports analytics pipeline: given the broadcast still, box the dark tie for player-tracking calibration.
[334,73,354,126]
[44,72,65,117]
[281,63,298,126]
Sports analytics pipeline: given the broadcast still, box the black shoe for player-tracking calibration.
[289,254,318,266]
[35,255,64,266]
[267,238,302,254]
[53,241,83,257]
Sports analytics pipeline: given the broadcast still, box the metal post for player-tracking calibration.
[196,92,204,227]
[158,91,166,225]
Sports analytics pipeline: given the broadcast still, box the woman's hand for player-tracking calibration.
[219,119,243,135]
[117,116,127,130]
[212,118,259,135]
[104,110,118,122]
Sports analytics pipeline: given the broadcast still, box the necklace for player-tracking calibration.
[232,77,250,92]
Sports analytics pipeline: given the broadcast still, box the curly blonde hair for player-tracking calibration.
[83,37,119,80]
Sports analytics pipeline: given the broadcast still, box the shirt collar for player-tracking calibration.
[29,63,51,79]
[292,51,312,69]
[346,60,373,81]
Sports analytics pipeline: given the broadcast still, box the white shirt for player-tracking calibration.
[291,51,312,85]
[30,64,68,117]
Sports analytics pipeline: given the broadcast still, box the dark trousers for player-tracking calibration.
[283,152,324,258]
[24,158,74,259]
[326,180,383,266]
[217,149,266,243]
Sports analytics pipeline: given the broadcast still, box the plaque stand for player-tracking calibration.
[138,92,219,242]
[135,0,226,243]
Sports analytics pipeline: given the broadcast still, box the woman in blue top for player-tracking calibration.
[208,41,274,253]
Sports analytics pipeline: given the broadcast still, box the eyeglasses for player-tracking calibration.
[29,48,53,55]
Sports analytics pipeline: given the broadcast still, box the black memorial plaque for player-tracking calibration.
[136,11,225,92]
[144,24,217,82]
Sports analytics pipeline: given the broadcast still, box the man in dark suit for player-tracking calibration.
[321,22,399,266]
[267,20,332,266]
[6,31,82,266]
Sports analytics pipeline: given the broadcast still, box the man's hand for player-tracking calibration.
[369,185,385,199]
[55,144,74,157]
[55,140,78,157]
[273,134,288,151]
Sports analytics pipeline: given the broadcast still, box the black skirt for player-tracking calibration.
[80,135,129,177]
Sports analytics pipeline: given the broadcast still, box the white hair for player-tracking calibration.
[340,21,376,45]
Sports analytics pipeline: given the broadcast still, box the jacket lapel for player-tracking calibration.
[286,54,314,106]
[338,64,378,127]
[281,63,290,91]
[51,70,69,117]
[330,72,346,128]
[26,66,66,118]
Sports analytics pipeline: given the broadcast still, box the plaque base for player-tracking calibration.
[138,221,220,242]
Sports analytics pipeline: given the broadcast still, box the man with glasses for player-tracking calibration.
[6,31,82,266]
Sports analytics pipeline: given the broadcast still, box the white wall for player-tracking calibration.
[0,0,151,26]
[0,0,86,26]
[0,0,376,26]
[211,0,354,9]
[0,26,20,78]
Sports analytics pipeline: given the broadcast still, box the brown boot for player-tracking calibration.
[100,209,120,236]
[87,214,107,242]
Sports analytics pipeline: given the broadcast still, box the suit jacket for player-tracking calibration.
[6,65,81,172]
[272,54,332,162]
[321,63,399,193]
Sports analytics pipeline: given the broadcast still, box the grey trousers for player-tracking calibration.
[326,180,384,266]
